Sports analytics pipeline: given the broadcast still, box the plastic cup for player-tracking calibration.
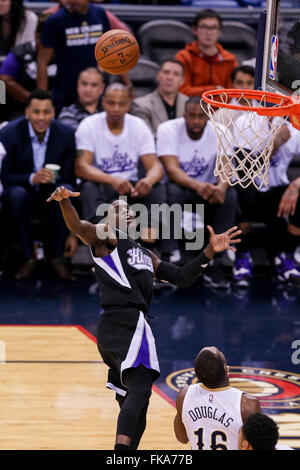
[45,164,61,183]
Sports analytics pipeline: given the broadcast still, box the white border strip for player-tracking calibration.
[144,320,160,373]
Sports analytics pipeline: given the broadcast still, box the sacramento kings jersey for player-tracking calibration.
[182,383,243,450]
[90,230,154,313]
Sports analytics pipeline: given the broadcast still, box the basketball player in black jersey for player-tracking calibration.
[47,185,242,450]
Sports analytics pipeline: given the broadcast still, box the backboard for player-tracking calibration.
[258,0,300,97]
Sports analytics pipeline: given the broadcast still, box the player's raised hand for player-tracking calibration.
[207,225,242,253]
[46,186,80,202]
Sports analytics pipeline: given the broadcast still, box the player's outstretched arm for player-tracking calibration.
[46,186,101,246]
[150,225,241,288]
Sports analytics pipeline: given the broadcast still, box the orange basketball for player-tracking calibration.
[95,29,140,74]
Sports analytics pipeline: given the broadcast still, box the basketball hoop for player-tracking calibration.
[201,89,300,189]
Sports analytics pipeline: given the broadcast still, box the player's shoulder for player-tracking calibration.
[241,391,259,402]
[240,392,261,421]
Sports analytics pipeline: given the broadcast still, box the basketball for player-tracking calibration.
[94,29,140,74]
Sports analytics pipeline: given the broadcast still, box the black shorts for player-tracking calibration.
[96,307,160,396]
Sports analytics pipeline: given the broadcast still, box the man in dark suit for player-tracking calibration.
[131,59,188,136]
[0,89,77,280]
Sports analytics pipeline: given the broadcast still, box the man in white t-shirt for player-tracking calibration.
[157,96,238,288]
[75,83,165,246]
[174,346,261,450]
[232,117,300,288]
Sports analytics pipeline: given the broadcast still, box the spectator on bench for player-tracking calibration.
[175,9,238,97]
[131,59,188,136]
[157,96,238,288]
[75,83,165,249]
[58,67,104,131]
[232,116,300,288]
[0,90,77,281]
[212,65,256,132]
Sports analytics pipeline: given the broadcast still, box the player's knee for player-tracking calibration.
[125,370,153,403]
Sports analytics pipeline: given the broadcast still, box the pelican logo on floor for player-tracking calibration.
[167,366,300,409]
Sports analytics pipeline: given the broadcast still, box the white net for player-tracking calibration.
[201,91,289,189]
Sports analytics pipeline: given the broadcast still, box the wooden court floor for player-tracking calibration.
[0,325,189,450]
[0,325,298,450]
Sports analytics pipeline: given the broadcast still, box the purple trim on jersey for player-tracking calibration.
[102,253,121,277]
[0,53,20,78]
[132,326,151,369]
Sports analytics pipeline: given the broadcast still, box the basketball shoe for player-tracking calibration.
[233,252,253,287]
[274,252,300,287]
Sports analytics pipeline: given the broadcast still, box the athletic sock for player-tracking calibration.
[114,443,131,450]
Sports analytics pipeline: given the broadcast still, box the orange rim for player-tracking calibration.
[201,88,300,117]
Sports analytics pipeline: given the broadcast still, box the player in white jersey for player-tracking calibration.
[239,413,294,450]
[174,346,261,450]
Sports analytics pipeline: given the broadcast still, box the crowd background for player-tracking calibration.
[0,0,300,290]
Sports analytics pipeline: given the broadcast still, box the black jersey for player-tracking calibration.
[90,231,154,314]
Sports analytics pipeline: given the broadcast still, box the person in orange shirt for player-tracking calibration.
[175,9,238,97]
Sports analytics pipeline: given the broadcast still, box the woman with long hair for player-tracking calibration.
[0,0,38,56]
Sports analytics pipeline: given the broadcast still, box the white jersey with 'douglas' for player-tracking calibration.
[182,383,243,450]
